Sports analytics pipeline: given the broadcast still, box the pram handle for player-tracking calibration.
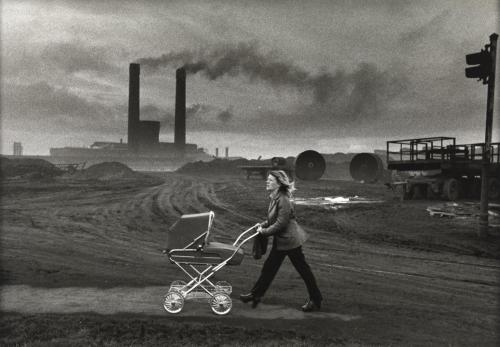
[213,228,260,271]
[232,223,261,247]
[210,223,260,271]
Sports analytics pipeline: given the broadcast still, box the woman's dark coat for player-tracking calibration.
[260,191,308,250]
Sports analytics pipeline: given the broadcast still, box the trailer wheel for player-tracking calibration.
[489,178,499,200]
[443,178,460,201]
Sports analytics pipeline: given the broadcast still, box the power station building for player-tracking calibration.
[49,63,211,170]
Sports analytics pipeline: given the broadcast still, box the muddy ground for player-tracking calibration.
[1,172,499,346]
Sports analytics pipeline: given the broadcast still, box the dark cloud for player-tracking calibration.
[3,42,120,81]
[137,42,331,103]
[217,107,234,122]
[185,104,234,129]
[399,10,451,46]
[40,43,117,74]
[141,55,409,135]
[137,42,407,119]
[140,104,169,120]
[345,63,407,121]
[147,103,232,132]
[2,81,125,134]
[186,103,212,118]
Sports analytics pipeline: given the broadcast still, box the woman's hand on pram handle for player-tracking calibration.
[251,222,264,234]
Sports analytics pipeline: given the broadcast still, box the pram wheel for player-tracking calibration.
[210,292,232,315]
[163,290,184,314]
[215,281,232,294]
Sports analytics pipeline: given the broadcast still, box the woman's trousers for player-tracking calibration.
[251,246,322,303]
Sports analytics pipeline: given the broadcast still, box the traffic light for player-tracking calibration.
[465,47,491,84]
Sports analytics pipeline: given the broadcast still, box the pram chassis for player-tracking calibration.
[163,213,259,315]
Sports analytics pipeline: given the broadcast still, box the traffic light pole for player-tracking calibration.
[479,33,498,237]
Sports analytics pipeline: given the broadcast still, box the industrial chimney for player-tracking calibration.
[175,67,186,151]
[128,63,140,152]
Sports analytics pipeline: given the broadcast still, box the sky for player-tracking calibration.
[1,0,499,158]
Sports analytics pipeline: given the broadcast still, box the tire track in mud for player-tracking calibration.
[145,176,260,241]
[153,178,209,217]
[194,179,265,242]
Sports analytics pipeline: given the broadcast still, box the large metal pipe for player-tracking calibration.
[128,63,140,151]
[175,67,186,150]
[295,150,325,180]
[349,153,384,183]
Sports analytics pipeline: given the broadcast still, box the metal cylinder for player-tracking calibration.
[294,150,325,180]
[349,153,384,182]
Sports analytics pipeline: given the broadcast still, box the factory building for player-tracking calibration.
[49,63,211,169]
[13,142,23,156]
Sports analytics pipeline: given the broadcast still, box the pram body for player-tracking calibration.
[163,211,258,315]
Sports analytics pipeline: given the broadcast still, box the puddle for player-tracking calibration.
[293,196,384,209]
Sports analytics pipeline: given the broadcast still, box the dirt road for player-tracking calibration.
[0,284,358,321]
[1,173,499,345]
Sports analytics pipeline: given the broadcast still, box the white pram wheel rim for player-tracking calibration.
[163,290,184,314]
[215,281,232,294]
[210,292,232,315]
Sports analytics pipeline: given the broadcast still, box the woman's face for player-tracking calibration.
[266,174,280,192]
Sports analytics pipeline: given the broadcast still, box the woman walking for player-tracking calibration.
[240,170,322,312]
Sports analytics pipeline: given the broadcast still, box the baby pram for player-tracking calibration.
[163,211,259,315]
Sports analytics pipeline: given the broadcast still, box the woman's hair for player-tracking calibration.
[269,170,296,197]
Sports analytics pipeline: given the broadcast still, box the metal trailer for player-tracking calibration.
[386,137,500,200]
[239,157,293,180]
[238,151,326,181]
[54,161,87,174]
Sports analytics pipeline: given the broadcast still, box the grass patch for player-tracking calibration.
[0,313,348,347]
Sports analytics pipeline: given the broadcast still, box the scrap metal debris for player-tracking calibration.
[427,202,500,225]
[293,196,383,209]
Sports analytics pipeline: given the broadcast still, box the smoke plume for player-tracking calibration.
[137,42,407,122]
[137,42,343,103]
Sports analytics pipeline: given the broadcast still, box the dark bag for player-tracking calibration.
[252,233,268,260]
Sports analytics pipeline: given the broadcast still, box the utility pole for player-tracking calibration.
[466,33,498,237]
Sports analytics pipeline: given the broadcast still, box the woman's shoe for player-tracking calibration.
[239,292,255,303]
[301,299,321,312]
[239,293,261,308]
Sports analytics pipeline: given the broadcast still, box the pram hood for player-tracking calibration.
[166,211,214,250]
